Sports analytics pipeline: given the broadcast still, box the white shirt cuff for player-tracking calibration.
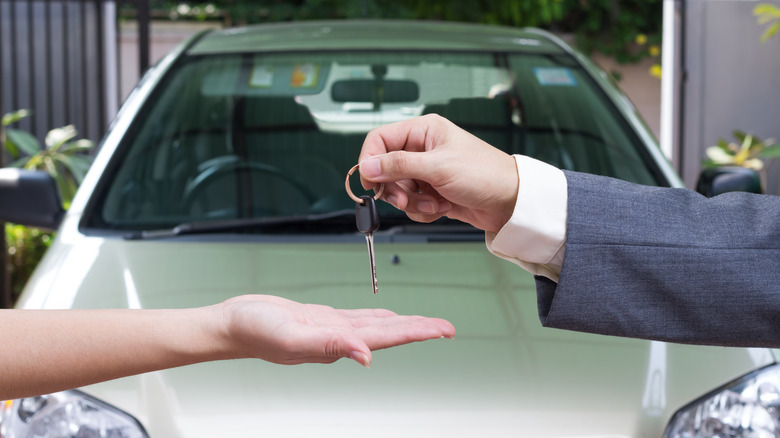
[485,155,568,282]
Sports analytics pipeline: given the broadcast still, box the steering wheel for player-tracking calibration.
[182,155,317,215]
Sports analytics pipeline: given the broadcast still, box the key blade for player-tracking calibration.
[365,233,378,294]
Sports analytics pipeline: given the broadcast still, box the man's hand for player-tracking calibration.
[358,114,519,233]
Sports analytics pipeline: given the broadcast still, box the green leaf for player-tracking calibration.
[716,138,731,151]
[3,138,19,158]
[45,125,77,150]
[761,21,780,42]
[754,3,780,20]
[48,166,71,204]
[760,144,780,158]
[701,158,720,168]
[55,154,92,183]
[1,109,31,127]
[23,154,43,171]
[7,156,29,168]
[739,133,755,152]
[5,128,42,156]
[59,139,94,154]
[42,157,62,182]
[57,177,78,205]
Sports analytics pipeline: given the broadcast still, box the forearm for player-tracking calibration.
[0,295,457,399]
[539,170,780,347]
[0,306,227,400]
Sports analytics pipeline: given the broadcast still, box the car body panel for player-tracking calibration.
[188,20,564,54]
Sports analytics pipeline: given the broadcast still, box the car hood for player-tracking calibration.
[18,229,772,437]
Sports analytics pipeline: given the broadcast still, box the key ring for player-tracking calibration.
[345,164,385,203]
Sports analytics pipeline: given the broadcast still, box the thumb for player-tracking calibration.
[327,332,372,368]
[349,349,372,368]
[359,151,436,185]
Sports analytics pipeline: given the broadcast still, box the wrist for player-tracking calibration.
[497,153,520,228]
[203,302,242,361]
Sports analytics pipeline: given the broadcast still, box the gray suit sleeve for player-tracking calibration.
[536,170,780,347]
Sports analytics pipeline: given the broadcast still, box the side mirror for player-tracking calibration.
[695,166,762,198]
[0,168,64,230]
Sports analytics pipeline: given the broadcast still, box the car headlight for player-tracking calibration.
[665,363,780,437]
[0,389,148,438]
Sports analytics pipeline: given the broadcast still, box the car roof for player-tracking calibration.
[187,20,566,55]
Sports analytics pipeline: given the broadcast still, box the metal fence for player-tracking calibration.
[0,0,150,145]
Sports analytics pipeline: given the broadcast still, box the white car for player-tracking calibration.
[0,20,775,437]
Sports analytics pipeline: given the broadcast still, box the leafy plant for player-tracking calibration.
[700,7,780,191]
[138,1,660,64]
[1,109,95,305]
[2,109,94,206]
[4,224,53,302]
[558,0,663,64]
[703,130,780,170]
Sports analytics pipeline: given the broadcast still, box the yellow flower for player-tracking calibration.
[649,45,660,56]
[649,64,662,79]
[635,34,648,45]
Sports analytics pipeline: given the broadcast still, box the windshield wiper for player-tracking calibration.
[123,210,357,240]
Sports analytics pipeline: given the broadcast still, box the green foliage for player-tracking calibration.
[142,0,660,63]
[703,130,780,170]
[755,3,780,42]
[558,0,663,63]
[1,109,94,305]
[4,224,52,303]
[703,8,780,189]
[2,109,34,159]
[408,0,566,28]
[2,109,94,206]
[150,0,567,26]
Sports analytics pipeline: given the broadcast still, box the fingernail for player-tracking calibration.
[417,200,435,215]
[386,195,399,208]
[359,158,382,178]
[350,351,371,368]
[439,200,452,213]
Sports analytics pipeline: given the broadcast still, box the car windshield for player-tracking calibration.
[86,50,663,233]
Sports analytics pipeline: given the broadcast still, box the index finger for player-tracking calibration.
[353,316,456,351]
[358,114,448,163]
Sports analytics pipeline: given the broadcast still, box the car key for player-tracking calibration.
[356,195,380,294]
[346,163,385,294]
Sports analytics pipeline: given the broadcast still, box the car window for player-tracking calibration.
[86,50,664,232]
[508,54,657,184]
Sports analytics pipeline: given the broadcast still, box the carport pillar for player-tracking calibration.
[660,0,685,171]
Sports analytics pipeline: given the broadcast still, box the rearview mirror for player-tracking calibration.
[695,166,762,198]
[331,79,420,104]
[0,168,64,230]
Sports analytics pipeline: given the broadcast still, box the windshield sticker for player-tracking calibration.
[534,67,577,86]
[248,65,274,88]
[291,64,319,88]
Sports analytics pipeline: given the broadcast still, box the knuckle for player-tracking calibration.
[384,151,410,176]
